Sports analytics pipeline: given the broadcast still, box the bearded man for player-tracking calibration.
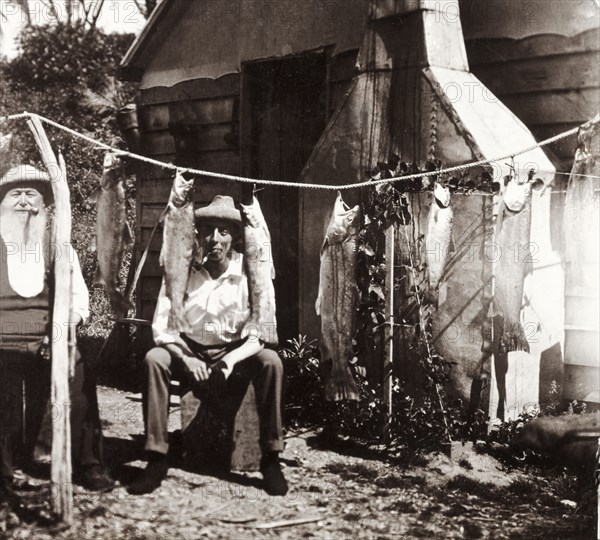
[0,165,114,497]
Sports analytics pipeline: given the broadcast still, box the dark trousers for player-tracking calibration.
[0,348,103,480]
[142,341,284,456]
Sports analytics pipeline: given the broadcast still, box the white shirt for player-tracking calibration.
[152,253,252,347]
[3,241,89,323]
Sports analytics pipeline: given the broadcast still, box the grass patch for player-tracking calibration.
[446,475,507,504]
[387,499,417,513]
[508,478,539,498]
[374,474,411,489]
[458,458,473,470]
[323,462,379,481]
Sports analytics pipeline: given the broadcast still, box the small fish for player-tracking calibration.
[494,180,532,354]
[94,152,132,318]
[240,196,278,345]
[160,172,195,333]
[425,183,453,304]
[316,193,360,402]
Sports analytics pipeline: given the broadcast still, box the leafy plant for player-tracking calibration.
[280,334,325,429]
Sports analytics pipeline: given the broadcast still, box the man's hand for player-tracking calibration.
[182,356,210,383]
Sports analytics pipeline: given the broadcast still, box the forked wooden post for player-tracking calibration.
[383,224,395,440]
[27,116,73,523]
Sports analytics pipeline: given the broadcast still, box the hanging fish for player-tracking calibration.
[240,195,278,345]
[563,118,600,284]
[425,183,453,305]
[94,152,132,318]
[160,171,195,332]
[316,193,360,402]
[494,179,532,354]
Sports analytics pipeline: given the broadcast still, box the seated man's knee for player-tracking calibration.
[258,349,283,375]
[144,347,171,371]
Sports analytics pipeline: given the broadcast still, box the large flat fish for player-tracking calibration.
[494,180,532,354]
[425,183,453,305]
[316,193,360,402]
[240,196,278,345]
[160,172,195,333]
[95,151,132,318]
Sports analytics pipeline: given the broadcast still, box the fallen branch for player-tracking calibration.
[253,514,323,530]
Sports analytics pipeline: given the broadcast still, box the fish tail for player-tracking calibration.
[324,367,360,402]
[499,319,530,354]
[94,267,105,286]
[109,290,132,319]
[167,308,192,334]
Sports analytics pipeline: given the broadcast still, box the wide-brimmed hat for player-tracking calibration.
[194,195,241,224]
[0,165,53,205]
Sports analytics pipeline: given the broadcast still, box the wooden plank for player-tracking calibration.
[528,123,579,164]
[28,118,73,522]
[144,252,163,277]
[329,80,354,113]
[565,295,600,328]
[473,52,600,96]
[169,97,235,126]
[140,299,158,322]
[141,204,167,228]
[383,225,394,438]
[192,151,241,176]
[465,29,600,66]
[563,364,600,402]
[139,74,241,105]
[140,276,163,301]
[140,226,163,252]
[193,124,235,152]
[329,49,358,82]
[139,104,170,132]
[144,131,176,156]
[564,330,600,368]
[501,88,600,126]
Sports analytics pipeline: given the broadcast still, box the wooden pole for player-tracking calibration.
[27,117,73,523]
[383,224,395,440]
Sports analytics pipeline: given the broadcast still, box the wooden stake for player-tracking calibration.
[383,225,395,441]
[27,117,73,523]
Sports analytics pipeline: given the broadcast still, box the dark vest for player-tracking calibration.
[0,236,54,352]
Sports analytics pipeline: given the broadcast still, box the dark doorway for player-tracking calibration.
[242,54,327,343]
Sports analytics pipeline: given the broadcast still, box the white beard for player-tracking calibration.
[0,208,48,297]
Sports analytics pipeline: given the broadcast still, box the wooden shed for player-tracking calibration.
[120,0,599,409]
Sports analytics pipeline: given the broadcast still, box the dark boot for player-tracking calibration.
[127,453,169,495]
[260,452,288,496]
[76,465,114,492]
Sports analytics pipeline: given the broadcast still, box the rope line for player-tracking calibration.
[1,111,596,189]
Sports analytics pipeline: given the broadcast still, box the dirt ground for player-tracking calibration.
[1,385,596,540]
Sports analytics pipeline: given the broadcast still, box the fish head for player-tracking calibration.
[241,196,268,230]
[327,196,360,242]
[503,180,531,212]
[100,152,123,188]
[170,173,194,207]
[433,183,451,208]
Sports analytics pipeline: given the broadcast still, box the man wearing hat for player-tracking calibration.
[129,195,287,496]
[0,165,114,498]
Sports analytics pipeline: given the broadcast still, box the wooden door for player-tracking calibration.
[242,54,327,342]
